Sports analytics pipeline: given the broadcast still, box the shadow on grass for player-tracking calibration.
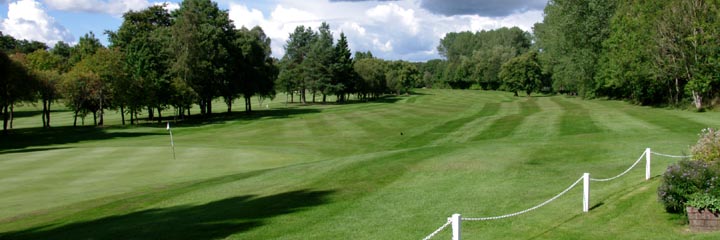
[11,109,72,118]
[136,107,324,127]
[278,95,404,107]
[0,189,333,240]
[0,126,164,152]
[0,147,73,155]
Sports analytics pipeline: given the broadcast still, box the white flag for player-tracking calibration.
[166,122,170,130]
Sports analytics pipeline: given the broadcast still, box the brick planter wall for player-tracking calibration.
[687,206,720,232]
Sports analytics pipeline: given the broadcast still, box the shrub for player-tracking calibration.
[658,128,720,213]
[691,128,720,162]
[657,160,719,212]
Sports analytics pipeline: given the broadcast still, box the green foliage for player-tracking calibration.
[232,26,277,112]
[691,128,720,162]
[499,51,543,96]
[385,61,419,95]
[331,33,354,102]
[657,160,718,213]
[535,0,618,96]
[170,0,235,115]
[432,27,531,90]
[687,192,720,213]
[659,128,720,213]
[281,25,316,104]
[353,58,387,99]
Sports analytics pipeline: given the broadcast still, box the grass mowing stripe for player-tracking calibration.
[551,97,602,136]
[3,89,720,239]
[472,97,540,141]
[618,104,709,133]
[396,102,500,148]
[429,102,502,145]
[511,97,562,139]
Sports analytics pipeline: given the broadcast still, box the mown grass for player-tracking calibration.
[1,89,719,239]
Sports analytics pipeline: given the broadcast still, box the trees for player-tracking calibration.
[25,49,62,127]
[109,5,173,124]
[431,27,531,89]
[62,48,124,126]
[535,0,618,96]
[307,22,335,103]
[0,51,35,132]
[654,0,720,110]
[282,25,316,104]
[171,0,235,116]
[385,61,419,95]
[499,51,543,96]
[233,26,276,112]
[354,58,387,99]
[331,33,354,102]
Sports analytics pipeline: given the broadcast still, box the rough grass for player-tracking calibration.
[1,89,719,239]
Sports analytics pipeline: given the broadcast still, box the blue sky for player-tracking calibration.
[0,0,547,61]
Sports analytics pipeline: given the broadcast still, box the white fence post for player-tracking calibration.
[645,148,651,180]
[451,213,461,240]
[583,173,589,213]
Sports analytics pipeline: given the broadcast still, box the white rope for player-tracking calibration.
[462,175,584,221]
[422,219,452,240]
[589,151,646,182]
[651,151,691,158]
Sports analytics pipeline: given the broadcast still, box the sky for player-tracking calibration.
[0,0,547,62]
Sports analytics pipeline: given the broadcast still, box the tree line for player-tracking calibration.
[0,0,422,133]
[417,27,545,96]
[421,0,720,110]
[277,23,421,104]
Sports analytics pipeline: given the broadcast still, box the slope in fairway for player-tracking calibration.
[1,89,719,239]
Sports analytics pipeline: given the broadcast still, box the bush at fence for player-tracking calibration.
[691,128,720,163]
[658,128,720,214]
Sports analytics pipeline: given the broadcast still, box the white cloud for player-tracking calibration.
[155,1,179,12]
[228,0,545,61]
[366,3,419,35]
[43,0,177,16]
[1,0,74,46]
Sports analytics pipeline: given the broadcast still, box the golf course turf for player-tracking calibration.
[1,89,719,239]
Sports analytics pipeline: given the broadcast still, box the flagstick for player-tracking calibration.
[167,122,176,159]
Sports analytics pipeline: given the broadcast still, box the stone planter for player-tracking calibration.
[687,206,720,232]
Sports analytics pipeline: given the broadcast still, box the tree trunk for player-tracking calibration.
[46,100,51,128]
[93,111,97,126]
[2,104,8,133]
[312,92,316,103]
[130,108,134,125]
[99,92,104,126]
[692,90,703,110]
[74,110,78,127]
[199,100,206,115]
[158,107,162,124]
[120,105,125,126]
[322,94,326,103]
[9,104,14,129]
[245,96,252,113]
[301,86,307,104]
[148,107,154,121]
[206,98,212,116]
[42,99,47,128]
[227,100,232,113]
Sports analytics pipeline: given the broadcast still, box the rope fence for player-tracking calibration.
[589,151,646,182]
[422,147,691,240]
